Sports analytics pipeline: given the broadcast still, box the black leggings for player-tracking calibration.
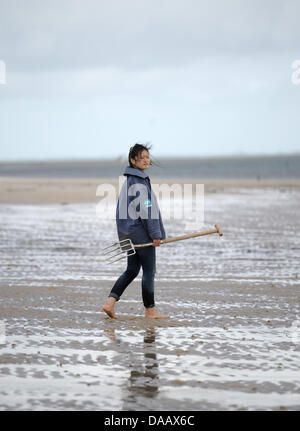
[108,246,156,308]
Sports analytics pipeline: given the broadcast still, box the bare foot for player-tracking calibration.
[145,307,169,319]
[102,297,119,319]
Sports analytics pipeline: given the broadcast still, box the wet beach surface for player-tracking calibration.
[1,186,300,410]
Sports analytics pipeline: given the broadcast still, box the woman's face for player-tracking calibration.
[130,150,150,171]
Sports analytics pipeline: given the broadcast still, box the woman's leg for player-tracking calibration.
[109,252,141,301]
[102,252,141,318]
[136,246,156,308]
[137,247,169,318]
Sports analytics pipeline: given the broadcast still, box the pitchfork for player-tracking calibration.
[103,224,223,264]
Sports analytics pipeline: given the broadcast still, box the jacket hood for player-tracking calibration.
[124,166,149,179]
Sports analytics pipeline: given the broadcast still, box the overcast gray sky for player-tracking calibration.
[0,0,300,161]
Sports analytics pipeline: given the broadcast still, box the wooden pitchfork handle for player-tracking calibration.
[134,224,223,248]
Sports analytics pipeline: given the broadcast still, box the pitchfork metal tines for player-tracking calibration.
[103,239,137,264]
[103,224,223,264]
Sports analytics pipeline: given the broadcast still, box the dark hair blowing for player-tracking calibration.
[128,143,152,167]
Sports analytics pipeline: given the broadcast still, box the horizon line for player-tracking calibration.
[1,151,300,164]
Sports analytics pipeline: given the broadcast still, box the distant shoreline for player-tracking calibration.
[1,176,300,204]
[1,154,300,182]
[1,152,300,164]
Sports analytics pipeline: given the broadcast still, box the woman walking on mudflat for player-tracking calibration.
[102,144,169,319]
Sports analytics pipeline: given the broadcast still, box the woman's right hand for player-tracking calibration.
[153,238,161,247]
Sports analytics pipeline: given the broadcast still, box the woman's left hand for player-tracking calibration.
[153,238,161,247]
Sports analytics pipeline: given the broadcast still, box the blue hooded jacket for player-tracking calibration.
[116,166,166,244]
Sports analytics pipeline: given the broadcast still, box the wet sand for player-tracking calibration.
[1,177,300,410]
[1,280,300,411]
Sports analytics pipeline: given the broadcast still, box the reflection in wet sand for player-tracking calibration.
[103,327,159,410]
[124,328,159,408]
